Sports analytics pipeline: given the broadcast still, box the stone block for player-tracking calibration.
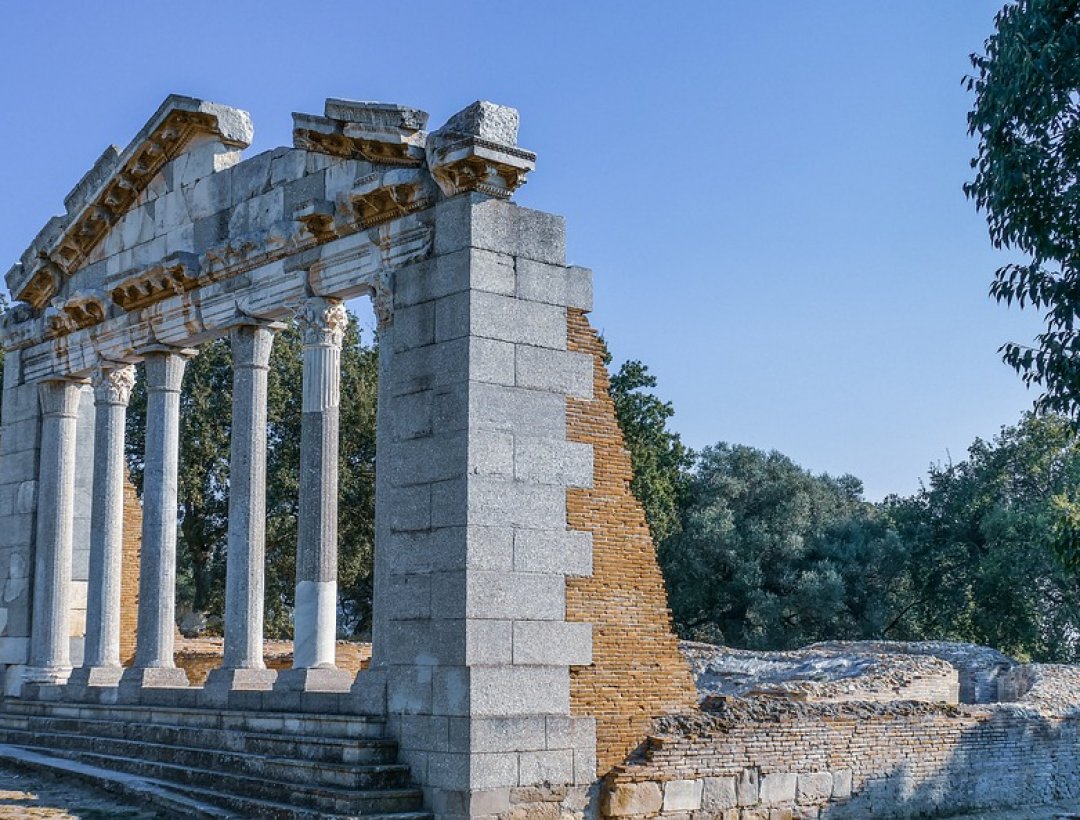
[544,716,595,751]
[392,300,436,352]
[465,477,566,530]
[573,746,597,785]
[469,666,569,716]
[703,776,739,810]
[664,779,704,811]
[516,258,573,306]
[760,773,797,805]
[476,292,567,350]
[2,351,20,390]
[518,749,574,787]
[566,266,593,312]
[185,166,234,220]
[603,781,663,817]
[516,346,593,398]
[1,384,40,424]
[469,382,566,438]
[469,430,514,478]
[512,620,592,666]
[832,770,852,799]
[513,529,592,576]
[386,484,431,532]
[383,574,432,620]
[434,196,566,266]
[431,666,469,716]
[0,636,29,664]
[465,571,565,620]
[797,772,833,803]
[386,665,433,715]
[381,619,464,667]
[514,436,593,488]
[389,390,433,440]
[738,769,760,806]
[388,433,467,487]
[465,619,513,665]
[451,716,547,754]
[399,714,451,753]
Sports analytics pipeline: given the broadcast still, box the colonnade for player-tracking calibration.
[26,297,351,695]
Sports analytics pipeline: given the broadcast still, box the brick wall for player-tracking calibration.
[119,473,141,665]
[565,308,698,775]
[602,699,1080,818]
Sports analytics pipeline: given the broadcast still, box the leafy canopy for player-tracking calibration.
[966,0,1080,416]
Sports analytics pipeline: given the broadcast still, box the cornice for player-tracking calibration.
[7,95,253,309]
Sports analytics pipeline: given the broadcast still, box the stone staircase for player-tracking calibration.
[0,698,432,819]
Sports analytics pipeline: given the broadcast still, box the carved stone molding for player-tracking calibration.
[91,363,136,406]
[8,97,252,309]
[297,298,348,349]
[293,100,429,167]
[345,169,436,229]
[108,253,201,311]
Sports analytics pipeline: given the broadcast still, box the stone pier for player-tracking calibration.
[0,93,700,818]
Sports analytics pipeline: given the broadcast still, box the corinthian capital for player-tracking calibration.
[92,364,136,406]
[297,297,348,348]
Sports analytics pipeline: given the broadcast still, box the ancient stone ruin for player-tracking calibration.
[0,94,1078,819]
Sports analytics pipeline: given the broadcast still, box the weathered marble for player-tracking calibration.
[122,348,191,690]
[25,379,83,685]
[205,322,280,694]
[69,364,135,690]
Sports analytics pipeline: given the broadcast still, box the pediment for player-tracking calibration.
[2,95,538,375]
[6,95,253,309]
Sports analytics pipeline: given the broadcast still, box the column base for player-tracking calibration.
[203,666,278,694]
[21,665,72,700]
[119,666,190,694]
[67,665,123,690]
[22,665,72,685]
[275,666,354,693]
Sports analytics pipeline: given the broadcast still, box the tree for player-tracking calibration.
[606,353,694,545]
[965,0,1080,417]
[126,311,379,638]
[885,413,1080,661]
[661,443,903,649]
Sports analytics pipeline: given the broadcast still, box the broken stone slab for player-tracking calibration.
[439,100,519,145]
[323,99,429,131]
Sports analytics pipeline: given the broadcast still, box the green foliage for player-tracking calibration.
[661,444,903,650]
[885,414,1080,661]
[126,311,379,638]
[607,353,693,545]
[965,0,1080,417]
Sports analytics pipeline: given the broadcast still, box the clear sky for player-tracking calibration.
[0,1,1041,499]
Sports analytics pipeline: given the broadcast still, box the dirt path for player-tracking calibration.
[0,763,159,819]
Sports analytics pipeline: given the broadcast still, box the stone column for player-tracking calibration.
[206,322,281,694]
[278,299,352,692]
[25,378,84,688]
[69,364,136,690]
[121,347,193,691]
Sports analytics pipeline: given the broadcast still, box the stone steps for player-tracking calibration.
[0,699,433,818]
[0,727,410,789]
[0,713,398,765]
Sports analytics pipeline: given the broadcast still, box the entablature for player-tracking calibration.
[3,95,537,372]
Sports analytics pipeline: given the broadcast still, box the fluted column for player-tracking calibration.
[26,378,84,687]
[278,298,351,692]
[69,364,135,690]
[206,321,281,693]
[122,347,193,691]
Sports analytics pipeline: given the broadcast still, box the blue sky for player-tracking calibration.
[0,1,1039,499]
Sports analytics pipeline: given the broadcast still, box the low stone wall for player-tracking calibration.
[602,697,1080,818]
